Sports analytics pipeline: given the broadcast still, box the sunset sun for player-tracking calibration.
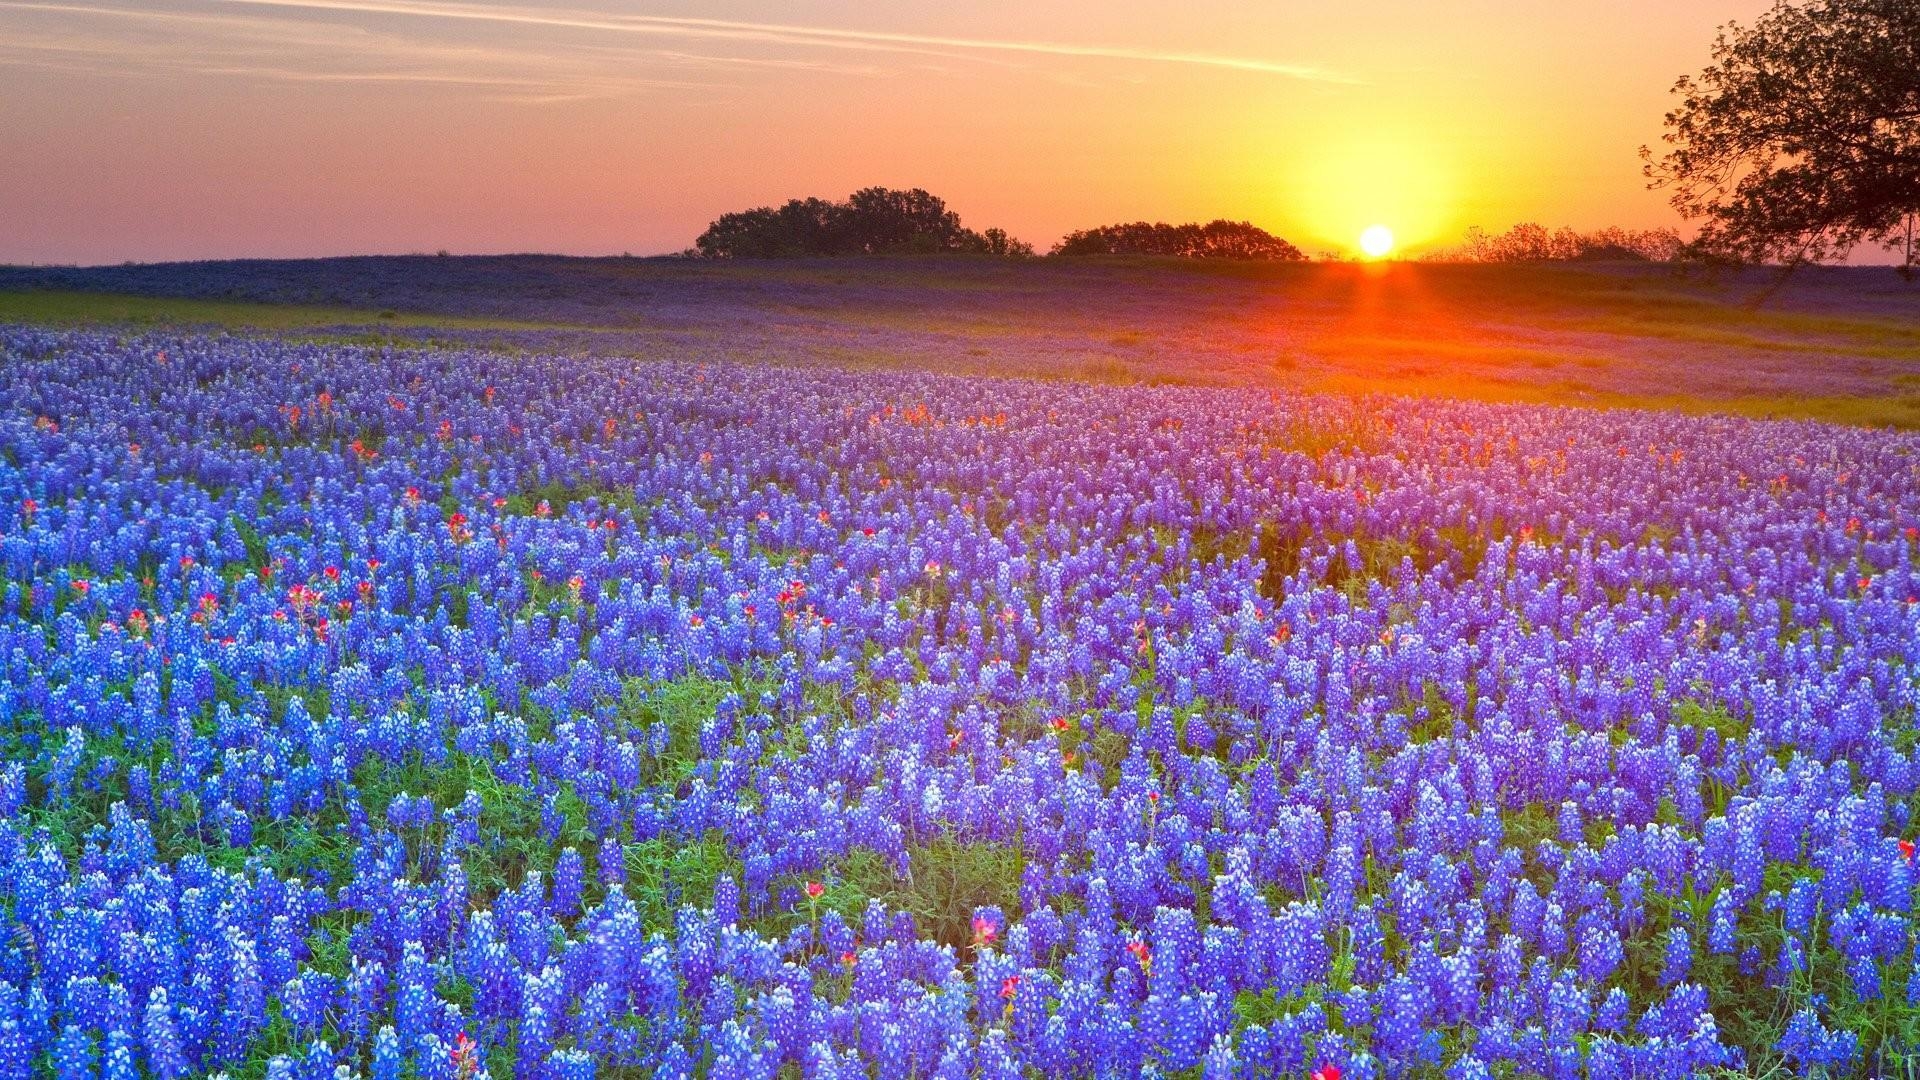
[1359,224,1395,259]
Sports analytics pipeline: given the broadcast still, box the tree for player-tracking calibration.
[841,187,966,254]
[1643,0,1920,271]
[693,188,1030,258]
[1425,224,1682,263]
[695,198,844,258]
[966,228,1036,258]
[1050,220,1306,260]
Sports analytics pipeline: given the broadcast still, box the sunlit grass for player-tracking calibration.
[1310,368,1920,429]
[8,263,1919,431]
[0,288,555,331]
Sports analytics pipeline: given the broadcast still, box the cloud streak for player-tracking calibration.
[0,0,869,99]
[211,0,1349,81]
[0,0,1346,105]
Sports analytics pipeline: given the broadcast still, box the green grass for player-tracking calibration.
[0,288,555,332]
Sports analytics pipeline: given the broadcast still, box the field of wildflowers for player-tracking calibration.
[6,257,1920,417]
[3,321,1920,1078]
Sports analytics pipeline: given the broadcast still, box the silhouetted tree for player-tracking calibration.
[1643,0,1920,271]
[694,188,1030,258]
[1431,224,1683,263]
[965,228,1036,258]
[841,187,966,254]
[1051,220,1306,260]
[695,198,843,258]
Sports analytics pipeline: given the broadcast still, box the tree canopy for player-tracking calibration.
[1644,0,1920,269]
[1051,220,1307,260]
[693,188,1033,258]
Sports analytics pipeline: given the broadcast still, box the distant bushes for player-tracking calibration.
[1430,223,1684,263]
[1051,220,1307,260]
[696,194,1683,266]
[694,191,1316,262]
[694,188,1033,258]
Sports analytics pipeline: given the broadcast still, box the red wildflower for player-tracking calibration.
[451,1033,479,1080]
[1000,975,1021,1000]
[1901,839,1914,862]
[972,915,997,947]
[1127,939,1151,973]
[804,881,825,900]
[1312,1066,1342,1080]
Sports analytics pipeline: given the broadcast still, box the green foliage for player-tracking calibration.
[820,839,1026,955]
[1672,698,1750,742]
[504,476,641,518]
[0,288,553,331]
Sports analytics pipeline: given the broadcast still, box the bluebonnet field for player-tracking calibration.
[2,320,1919,1080]
[8,257,1920,410]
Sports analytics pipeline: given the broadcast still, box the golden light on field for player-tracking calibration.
[1358,225,1395,259]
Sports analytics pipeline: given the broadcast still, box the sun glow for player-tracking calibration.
[1265,124,1463,258]
[1359,224,1395,259]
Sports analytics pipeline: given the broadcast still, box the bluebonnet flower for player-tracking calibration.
[0,326,1915,1074]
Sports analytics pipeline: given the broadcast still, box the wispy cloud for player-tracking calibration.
[0,0,1350,101]
[213,0,1349,81]
[0,0,807,99]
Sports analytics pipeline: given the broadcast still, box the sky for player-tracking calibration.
[0,0,1782,264]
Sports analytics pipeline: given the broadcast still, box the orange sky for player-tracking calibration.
[0,0,1777,264]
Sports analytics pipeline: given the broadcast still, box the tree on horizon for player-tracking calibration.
[1050,220,1307,260]
[694,188,1033,258]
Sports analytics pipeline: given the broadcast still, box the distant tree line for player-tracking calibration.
[693,188,1032,258]
[1427,223,1685,263]
[1050,220,1307,260]
[692,190,1320,262]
